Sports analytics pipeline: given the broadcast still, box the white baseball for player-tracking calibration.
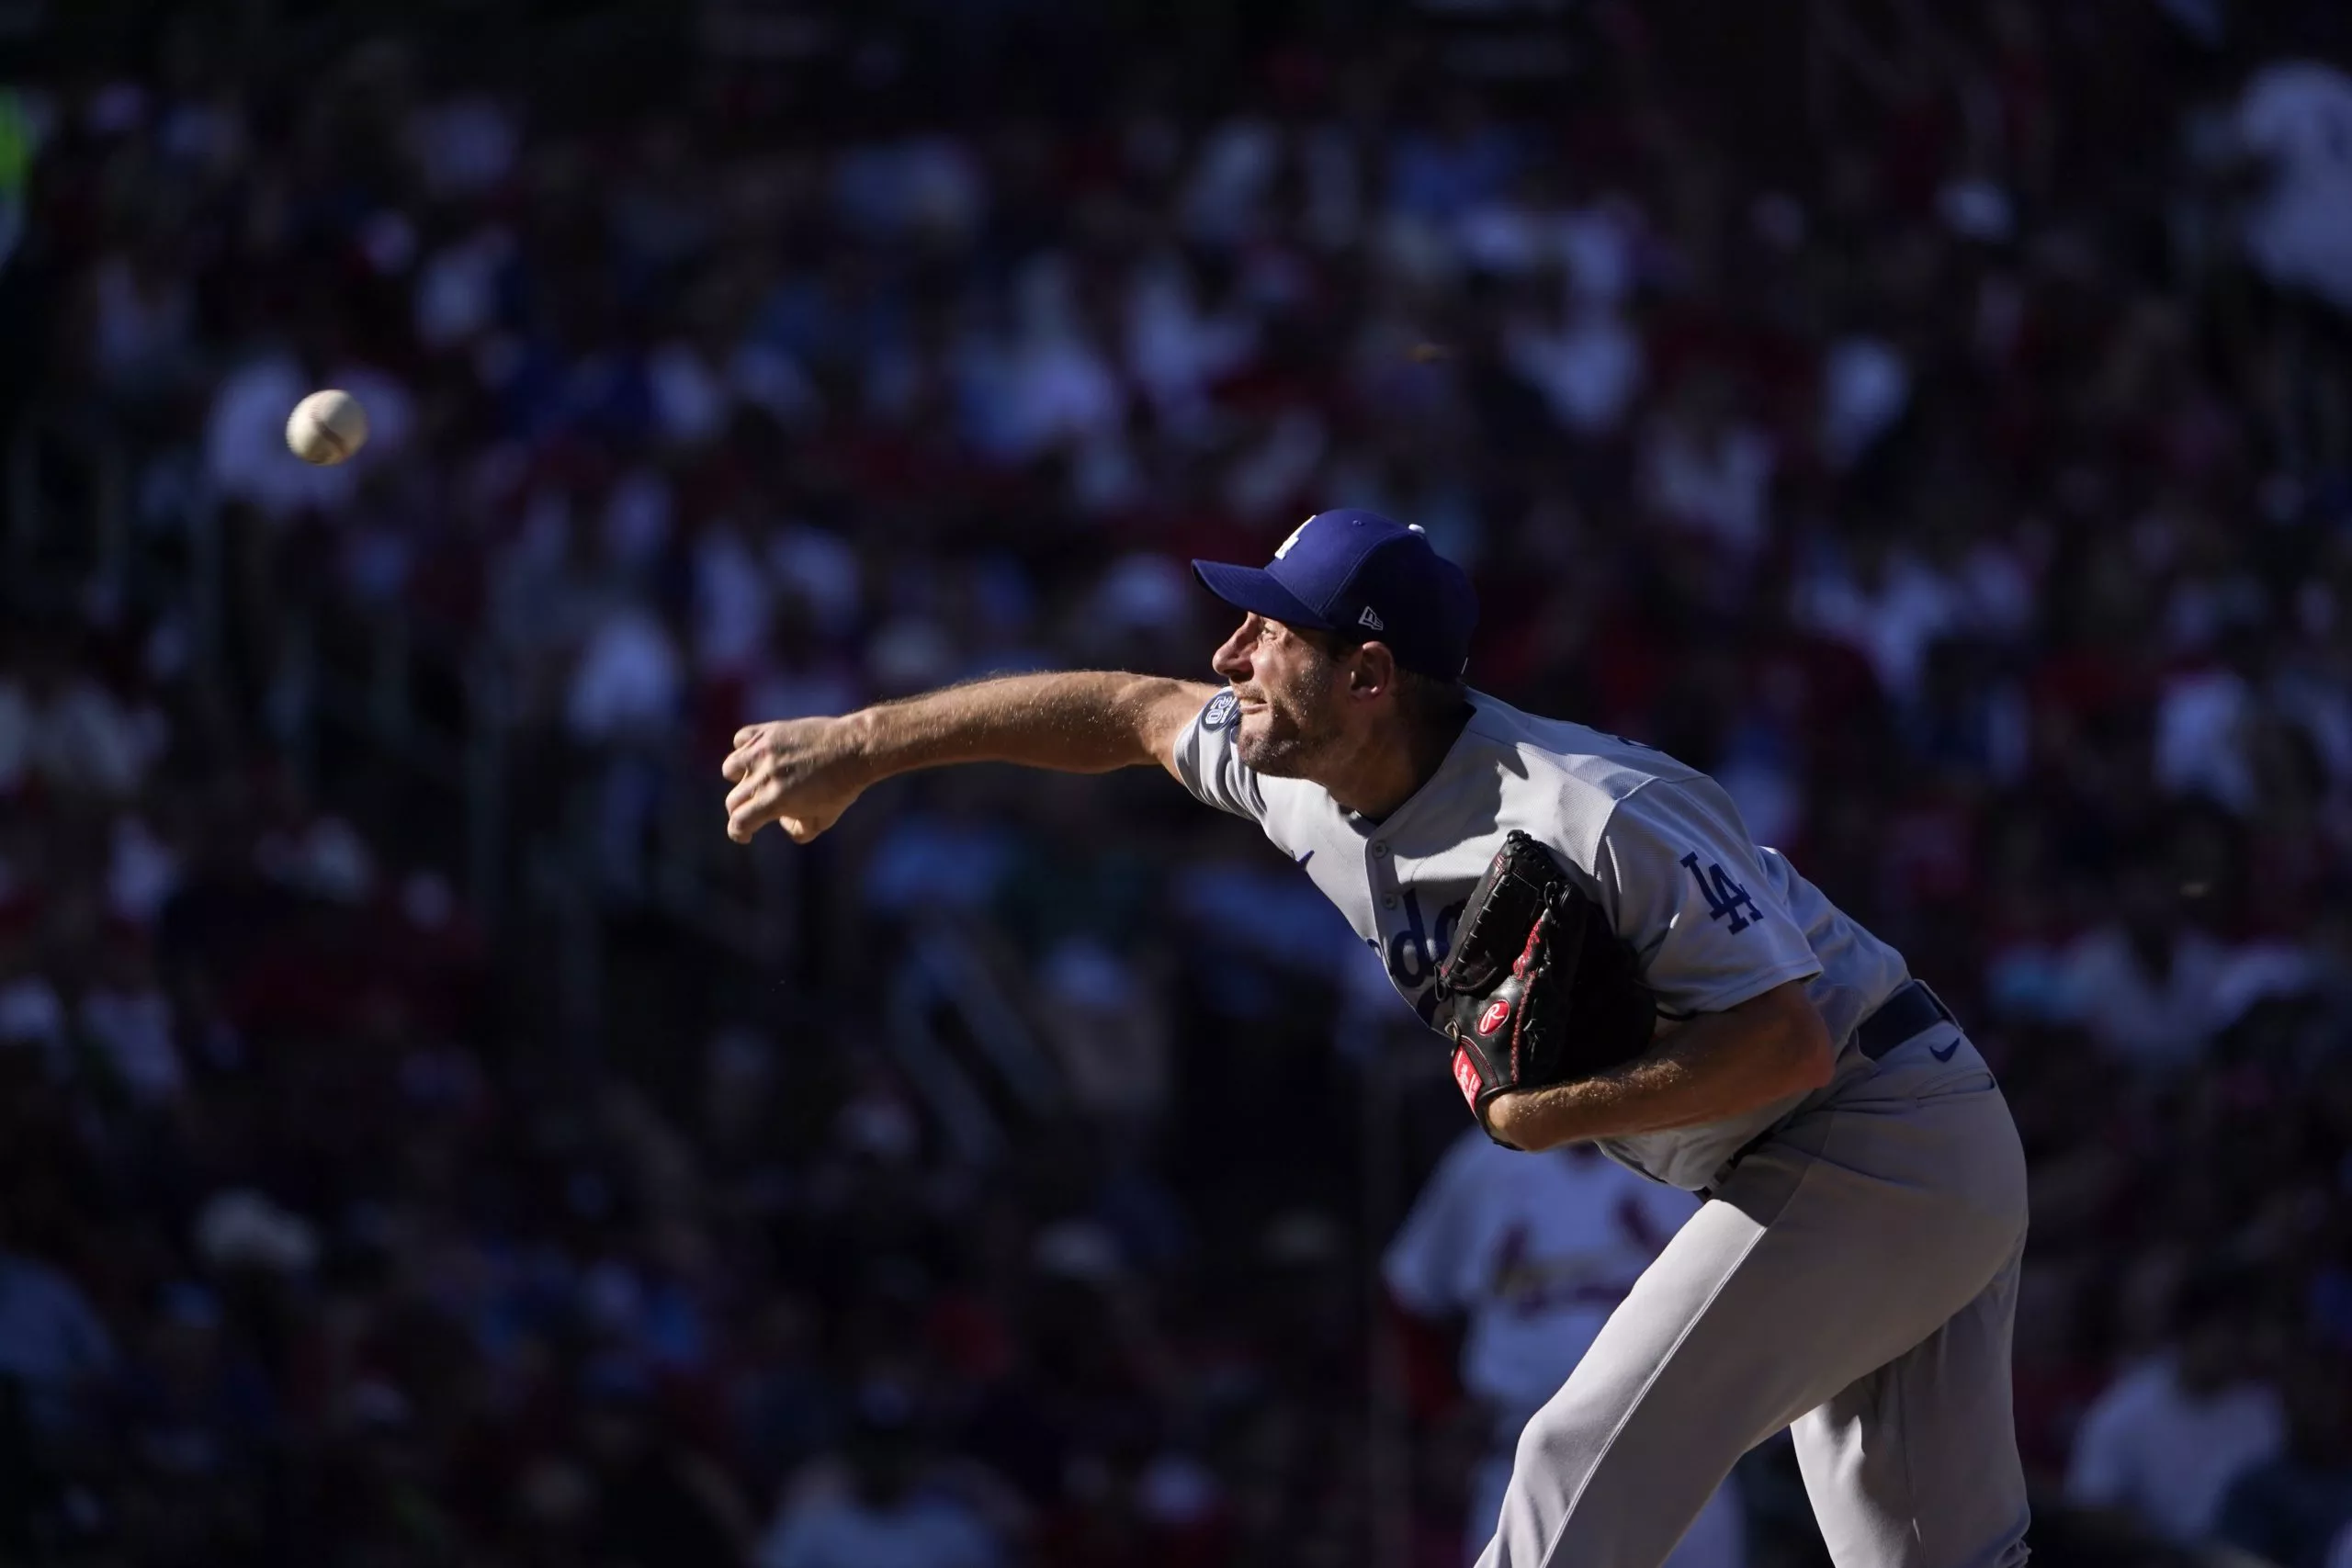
[286,389,369,466]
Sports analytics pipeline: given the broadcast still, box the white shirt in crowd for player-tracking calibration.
[2154,667,2259,814]
[758,1489,998,1568]
[2237,60,2352,315]
[2053,925,2313,1075]
[1793,547,1964,705]
[1508,303,1645,435]
[2064,1354,2285,1544]
[0,673,168,799]
[1385,1134,1698,1430]
[0,1250,118,1433]
[78,981,183,1103]
[1816,336,1910,469]
[0,974,65,1052]
[690,526,773,679]
[564,605,684,743]
[1640,418,1777,559]
[1385,1132,1745,1568]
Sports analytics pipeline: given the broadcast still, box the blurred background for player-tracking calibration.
[4,0,2352,1564]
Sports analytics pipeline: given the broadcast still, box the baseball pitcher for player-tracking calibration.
[722,510,2031,1568]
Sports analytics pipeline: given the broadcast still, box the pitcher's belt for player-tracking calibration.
[1853,977,1957,1061]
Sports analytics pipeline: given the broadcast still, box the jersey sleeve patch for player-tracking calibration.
[1170,690,1268,822]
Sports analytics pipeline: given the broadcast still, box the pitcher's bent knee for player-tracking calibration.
[1511,1383,1616,1502]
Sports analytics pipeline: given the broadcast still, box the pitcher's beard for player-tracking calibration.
[1236,722,1337,776]
[1230,669,1343,777]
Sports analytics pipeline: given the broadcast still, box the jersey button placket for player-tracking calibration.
[1372,842,1397,909]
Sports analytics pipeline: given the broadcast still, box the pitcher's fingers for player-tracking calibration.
[733,725,764,749]
[727,790,781,840]
[720,739,766,784]
[731,764,788,811]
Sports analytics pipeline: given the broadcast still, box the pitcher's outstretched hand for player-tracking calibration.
[722,716,869,844]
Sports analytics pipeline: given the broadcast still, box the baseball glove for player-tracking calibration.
[1435,830,1657,1145]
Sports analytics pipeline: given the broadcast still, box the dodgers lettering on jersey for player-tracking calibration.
[1172,689,1912,1190]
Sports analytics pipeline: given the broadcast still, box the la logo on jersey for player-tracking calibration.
[1680,852,1762,933]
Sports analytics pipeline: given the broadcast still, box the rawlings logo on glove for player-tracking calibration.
[1435,830,1658,1146]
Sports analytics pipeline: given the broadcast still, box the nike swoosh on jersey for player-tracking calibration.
[1929,1039,1960,1062]
[1295,851,1313,869]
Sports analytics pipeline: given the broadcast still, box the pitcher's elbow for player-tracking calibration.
[1745,980,1835,1094]
[1786,1010,1836,1090]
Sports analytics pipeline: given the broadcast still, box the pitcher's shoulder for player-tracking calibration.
[1458,696,1714,867]
[1461,694,1708,797]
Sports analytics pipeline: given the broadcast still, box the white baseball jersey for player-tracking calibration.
[1385,1134,1698,1427]
[1173,689,1912,1190]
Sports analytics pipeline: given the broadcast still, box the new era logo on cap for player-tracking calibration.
[1190,509,1479,680]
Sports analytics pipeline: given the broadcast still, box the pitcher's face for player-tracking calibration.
[1209,614,1350,777]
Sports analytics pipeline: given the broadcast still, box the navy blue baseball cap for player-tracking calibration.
[1193,510,1478,679]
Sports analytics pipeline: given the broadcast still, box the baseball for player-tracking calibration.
[286,389,369,466]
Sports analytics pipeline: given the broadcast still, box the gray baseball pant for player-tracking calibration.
[1474,1033,2032,1568]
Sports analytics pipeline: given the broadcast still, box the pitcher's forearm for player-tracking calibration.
[1484,980,1834,1150]
[846,671,1216,784]
[724,671,1217,845]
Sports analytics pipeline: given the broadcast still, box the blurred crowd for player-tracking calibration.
[6,0,2352,1563]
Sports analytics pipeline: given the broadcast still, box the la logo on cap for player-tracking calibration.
[1188,507,1478,681]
